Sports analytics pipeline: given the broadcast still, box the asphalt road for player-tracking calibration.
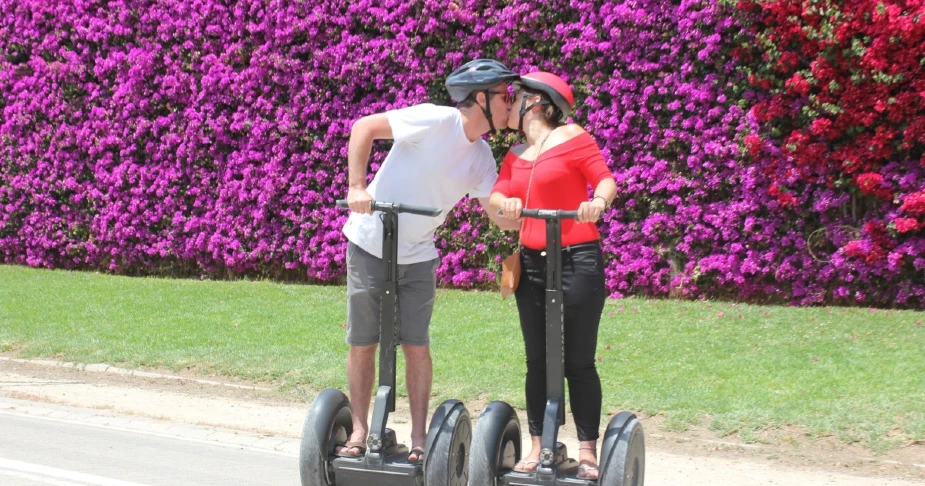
[0,400,299,486]
[1,366,923,486]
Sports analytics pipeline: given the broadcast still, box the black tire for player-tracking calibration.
[299,388,353,486]
[469,401,521,486]
[599,411,645,486]
[424,400,472,486]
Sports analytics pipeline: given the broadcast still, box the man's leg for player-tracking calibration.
[344,343,378,452]
[401,343,432,456]
[342,242,383,455]
[396,256,438,462]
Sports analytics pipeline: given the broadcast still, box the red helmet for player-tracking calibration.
[514,72,575,119]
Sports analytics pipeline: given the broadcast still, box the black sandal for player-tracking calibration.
[408,447,425,463]
[577,446,599,479]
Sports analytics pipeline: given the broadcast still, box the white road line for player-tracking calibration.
[0,457,151,486]
[0,468,82,486]
[0,409,298,458]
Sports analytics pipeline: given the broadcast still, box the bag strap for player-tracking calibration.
[519,129,553,246]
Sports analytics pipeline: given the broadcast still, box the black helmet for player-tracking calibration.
[445,59,519,102]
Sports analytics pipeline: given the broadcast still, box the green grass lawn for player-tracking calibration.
[1,264,923,451]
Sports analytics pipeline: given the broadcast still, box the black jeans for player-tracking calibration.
[515,241,606,441]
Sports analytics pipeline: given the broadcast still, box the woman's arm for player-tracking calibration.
[577,178,616,223]
[481,194,521,231]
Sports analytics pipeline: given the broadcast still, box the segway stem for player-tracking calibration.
[380,210,399,415]
[520,209,579,469]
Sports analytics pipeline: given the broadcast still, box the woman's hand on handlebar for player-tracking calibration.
[499,197,524,220]
[347,187,374,215]
[577,197,606,223]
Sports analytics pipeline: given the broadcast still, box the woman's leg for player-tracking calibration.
[562,244,606,478]
[514,249,548,471]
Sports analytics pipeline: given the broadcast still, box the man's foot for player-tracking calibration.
[513,459,539,473]
[408,447,425,463]
[335,441,367,457]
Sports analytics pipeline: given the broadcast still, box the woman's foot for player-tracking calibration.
[408,447,425,463]
[513,435,542,473]
[577,442,599,480]
[513,459,539,472]
[576,461,599,479]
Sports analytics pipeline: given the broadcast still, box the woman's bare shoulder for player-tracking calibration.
[559,123,587,138]
[549,123,588,145]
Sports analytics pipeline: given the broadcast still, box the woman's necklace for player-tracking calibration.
[529,129,554,161]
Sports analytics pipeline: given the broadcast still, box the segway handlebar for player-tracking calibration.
[521,209,579,220]
[336,199,441,217]
[497,208,580,220]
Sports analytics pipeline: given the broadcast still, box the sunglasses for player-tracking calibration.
[488,90,512,104]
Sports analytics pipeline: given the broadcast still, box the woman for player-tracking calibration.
[490,72,616,480]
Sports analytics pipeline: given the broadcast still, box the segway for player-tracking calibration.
[470,208,645,485]
[300,200,472,486]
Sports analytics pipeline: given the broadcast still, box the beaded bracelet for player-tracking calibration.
[592,195,610,208]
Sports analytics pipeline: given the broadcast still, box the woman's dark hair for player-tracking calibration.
[521,88,564,127]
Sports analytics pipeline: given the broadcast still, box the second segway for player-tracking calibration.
[300,200,472,486]
[470,208,645,486]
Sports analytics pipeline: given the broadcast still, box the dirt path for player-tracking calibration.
[0,357,922,485]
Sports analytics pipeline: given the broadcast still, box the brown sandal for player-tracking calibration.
[335,441,367,457]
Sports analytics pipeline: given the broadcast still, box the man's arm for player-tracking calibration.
[479,196,520,231]
[347,114,393,214]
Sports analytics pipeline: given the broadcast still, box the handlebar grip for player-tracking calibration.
[335,199,441,217]
[388,203,442,217]
[520,209,580,220]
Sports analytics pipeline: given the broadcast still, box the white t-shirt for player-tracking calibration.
[343,104,498,264]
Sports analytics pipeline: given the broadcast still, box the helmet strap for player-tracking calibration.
[480,90,497,132]
[518,95,549,132]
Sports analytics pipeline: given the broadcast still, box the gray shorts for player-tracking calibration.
[346,242,439,346]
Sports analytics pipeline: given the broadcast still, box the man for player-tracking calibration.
[338,59,520,463]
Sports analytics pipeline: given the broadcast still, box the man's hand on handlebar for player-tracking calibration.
[347,187,374,215]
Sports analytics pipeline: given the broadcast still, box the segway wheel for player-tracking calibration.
[299,388,353,486]
[469,401,521,486]
[599,411,645,486]
[424,400,472,486]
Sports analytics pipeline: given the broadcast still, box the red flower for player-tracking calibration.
[809,117,832,137]
[843,240,885,263]
[895,217,920,233]
[900,191,925,217]
[769,183,797,208]
[785,73,811,96]
[855,173,892,200]
[744,133,762,157]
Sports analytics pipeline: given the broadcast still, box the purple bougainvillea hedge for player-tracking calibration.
[1,0,922,306]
